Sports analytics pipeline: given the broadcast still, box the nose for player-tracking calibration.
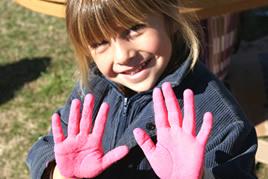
[113,39,135,65]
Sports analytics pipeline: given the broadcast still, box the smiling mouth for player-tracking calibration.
[123,58,152,75]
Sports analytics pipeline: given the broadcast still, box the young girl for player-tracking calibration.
[26,0,257,178]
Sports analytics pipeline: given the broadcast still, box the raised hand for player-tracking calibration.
[133,82,213,179]
[52,94,129,178]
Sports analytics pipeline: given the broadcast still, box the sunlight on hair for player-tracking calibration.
[66,0,201,87]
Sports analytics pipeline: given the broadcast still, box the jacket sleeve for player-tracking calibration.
[26,131,58,179]
[182,62,257,179]
[200,86,258,179]
[203,120,257,179]
[26,84,82,179]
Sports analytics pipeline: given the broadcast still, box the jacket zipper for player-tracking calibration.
[111,97,129,148]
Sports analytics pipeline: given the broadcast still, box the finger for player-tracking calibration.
[102,145,129,169]
[92,103,110,140]
[196,112,213,145]
[68,99,81,136]
[52,113,65,144]
[153,88,169,129]
[162,82,182,127]
[80,94,94,135]
[182,89,196,135]
[133,128,156,156]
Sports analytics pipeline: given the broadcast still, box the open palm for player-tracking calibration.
[52,94,129,178]
[134,82,213,179]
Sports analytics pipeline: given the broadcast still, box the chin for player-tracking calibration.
[127,82,155,93]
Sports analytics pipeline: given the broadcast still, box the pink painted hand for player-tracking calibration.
[52,94,129,178]
[133,82,213,179]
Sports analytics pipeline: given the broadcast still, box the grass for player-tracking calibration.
[0,1,268,178]
[0,0,75,178]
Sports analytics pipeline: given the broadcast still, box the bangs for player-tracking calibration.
[66,0,163,51]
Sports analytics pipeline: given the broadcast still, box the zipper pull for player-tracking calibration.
[123,97,128,116]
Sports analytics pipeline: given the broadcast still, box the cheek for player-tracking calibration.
[138,32,172,59]
[158,33,172,58]
[93,55,114,78]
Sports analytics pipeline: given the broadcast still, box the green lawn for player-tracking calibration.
[0,1,267,178]
[0,1,75,178]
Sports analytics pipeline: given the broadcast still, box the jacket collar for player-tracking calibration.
[155,56,192,89]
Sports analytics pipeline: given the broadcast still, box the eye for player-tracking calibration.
[130,24,145,32]
[90,40,109,49]
[124,24,146,38]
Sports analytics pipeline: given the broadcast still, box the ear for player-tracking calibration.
[163,15,180,41]
[170,22,180,35]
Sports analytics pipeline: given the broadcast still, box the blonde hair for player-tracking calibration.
[66,0,201,87]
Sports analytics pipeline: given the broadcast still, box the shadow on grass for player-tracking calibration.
[0,57,51,105]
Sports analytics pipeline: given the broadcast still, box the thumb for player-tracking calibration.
[133,128,156,157]
[102,145,129,169]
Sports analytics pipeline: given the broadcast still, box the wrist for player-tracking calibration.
[53,165,80,179]
[169,172,201,179]
[42,160,56,179]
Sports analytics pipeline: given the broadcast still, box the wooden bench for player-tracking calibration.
[15,0,268,19]
[256,121,268,164]
[15,0,65,18]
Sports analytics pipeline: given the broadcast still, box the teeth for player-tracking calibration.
[128,58,151,75]
[131,67,141,75]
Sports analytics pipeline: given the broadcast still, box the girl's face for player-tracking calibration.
[89,14,172,93]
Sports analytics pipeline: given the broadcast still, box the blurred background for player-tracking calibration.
[0,0,268,178]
